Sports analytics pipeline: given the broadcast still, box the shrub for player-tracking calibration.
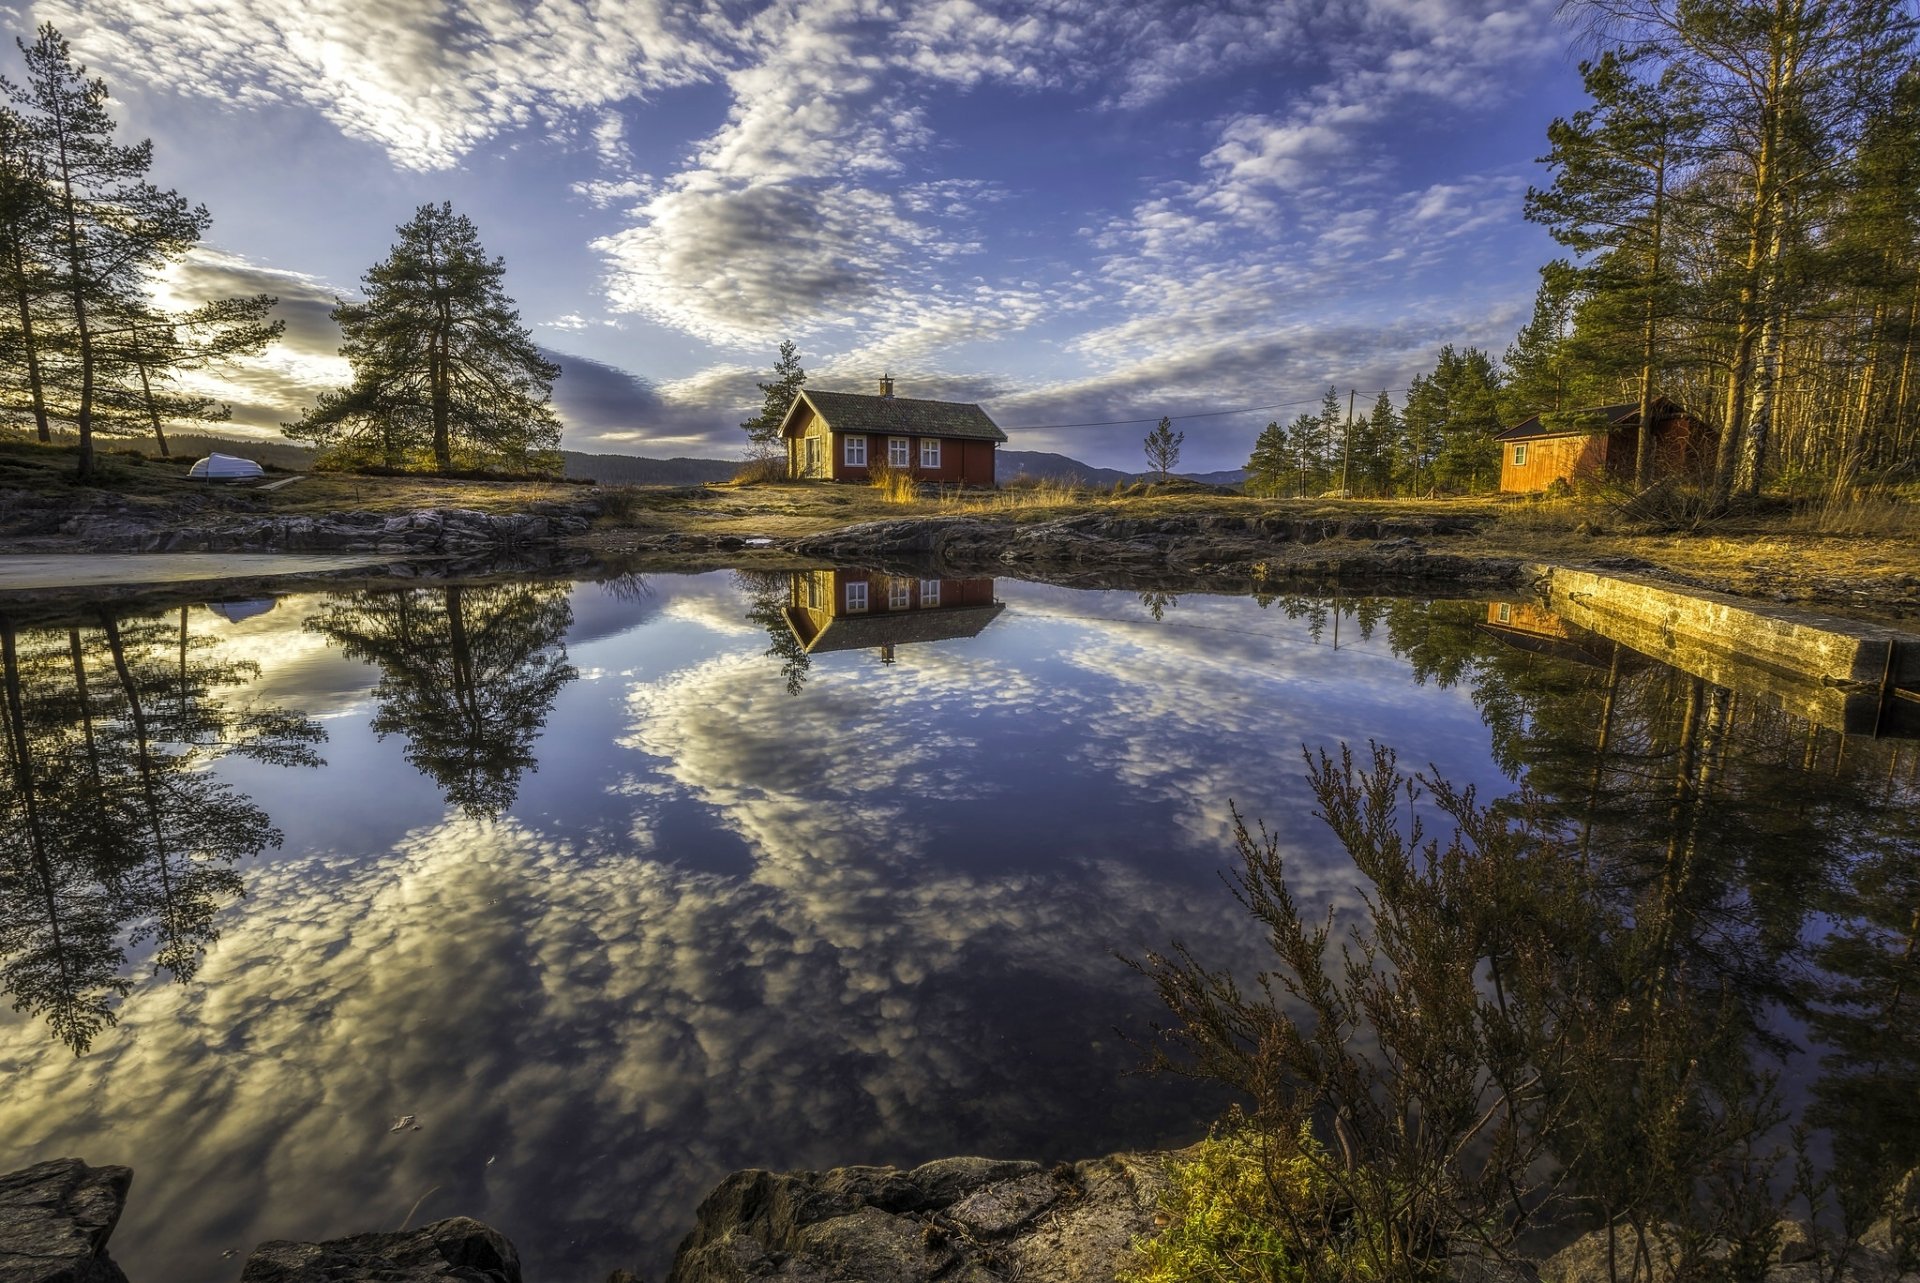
[1124,1126,1324,1283]
[1127,743,1788,1281]
[730,456,787,486]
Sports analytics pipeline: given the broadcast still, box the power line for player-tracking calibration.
[1001,389,1408,433]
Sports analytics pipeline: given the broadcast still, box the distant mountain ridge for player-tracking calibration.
[997,448,1245,487]
[561,451,740,484]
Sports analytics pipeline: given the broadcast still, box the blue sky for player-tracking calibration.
[15,0,1585,470]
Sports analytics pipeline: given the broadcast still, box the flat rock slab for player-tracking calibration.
[240,1216,522,1283]
[0,1158,132,1283]
[0,553,389,594]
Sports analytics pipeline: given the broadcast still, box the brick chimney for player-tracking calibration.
[879,374,895,399]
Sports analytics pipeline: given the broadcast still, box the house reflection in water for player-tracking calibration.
[784,570,1004,663]
[1479,601,1616,668]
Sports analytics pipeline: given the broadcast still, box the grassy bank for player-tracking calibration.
[0,436,590,519]
[6,435,1916,616]
[595,476,1919,614]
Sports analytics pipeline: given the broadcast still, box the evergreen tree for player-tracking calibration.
[287,202,561,475]
[0,106,54,442]
[741,339,805,460]
[1500,262,1600,426]
[1144,415,1183,481]
[98,295,282,456]
[5,24,210,478]
[1350,392,1398,496]
[1318,387,1347,492]
[1427,346,1505,492]
[1244,419,1293,496]
[1528,53,1703,486]
[1286,411,1327,495]
[1397,374,1441,495]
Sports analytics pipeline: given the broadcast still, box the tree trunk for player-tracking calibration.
[48,99,96,480]
[1634,147,1669,490]
[432,295,453,472]
[8,243,52,443]
[136,351,169,457]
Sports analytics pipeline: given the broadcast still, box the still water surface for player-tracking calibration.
[0,571,1914,1281]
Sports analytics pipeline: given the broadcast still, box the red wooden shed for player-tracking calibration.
[1496,398,1714,493]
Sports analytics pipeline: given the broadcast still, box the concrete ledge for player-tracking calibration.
[1533,563,1920,736]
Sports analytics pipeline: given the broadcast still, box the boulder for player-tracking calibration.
[669,1151,1173,1283]
[0,1158,132,1283]
[239,1215,521,1283]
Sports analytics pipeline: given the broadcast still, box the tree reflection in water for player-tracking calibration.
[307,583,576,819]
[1146,593,1920,1264]
[0,607,324,1053]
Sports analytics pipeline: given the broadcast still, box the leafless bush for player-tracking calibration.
[1128,743,1786,1280]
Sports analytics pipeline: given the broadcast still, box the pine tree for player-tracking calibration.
[1398,375,1441,495]
[5,24,210,478]
[287,202,561,474]
[1244,419,1293,496]
[0,106,54,442]
[1500,262,1602,426]
[1144,416,1184,481]
[1286,412,1326,495]
[95,295,282,456]
[1428,346,1504,492]
[741,339,805,460]
[1318,386,1346,492]
[1351,392,1399,496]
[1528,53,1702,487]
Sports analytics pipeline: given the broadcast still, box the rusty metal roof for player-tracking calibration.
[1497,398,1685,442]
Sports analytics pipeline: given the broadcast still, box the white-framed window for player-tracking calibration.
[845,581,869,612]
[844,435,867,467]
[888,437,910,467]
[920,438,941,468]
[889,580,911,610]
[1512,444,1528,466]
[919,579,941,607]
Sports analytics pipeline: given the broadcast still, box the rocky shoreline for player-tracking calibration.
[8,1153,1916,1283]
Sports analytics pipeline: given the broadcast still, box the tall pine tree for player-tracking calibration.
[288,203,561,474]
[5,24,209,478]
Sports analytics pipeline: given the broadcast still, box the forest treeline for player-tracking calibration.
[1249,0,1920,504]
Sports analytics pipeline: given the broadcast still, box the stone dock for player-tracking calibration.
[1533,564,1920,737]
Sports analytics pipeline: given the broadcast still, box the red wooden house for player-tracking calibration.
[781,378,1007,487]
[1496,398,1713,493]
[783,570,1004,664]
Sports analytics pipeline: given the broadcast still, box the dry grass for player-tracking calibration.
[939,476,1095,514]
[1786,487,1920,537]
[866,459,918,504]
[0,433,588,518]
[726,456,786,486]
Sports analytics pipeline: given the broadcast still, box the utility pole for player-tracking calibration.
[1340,388,1355,496]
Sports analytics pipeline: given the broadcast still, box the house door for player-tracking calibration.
[804,437,819,476]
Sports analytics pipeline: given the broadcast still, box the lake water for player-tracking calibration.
[0,570,1914,1281]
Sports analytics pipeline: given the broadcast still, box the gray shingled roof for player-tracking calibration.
[785,603,1007,654]
[788,389,1008,442]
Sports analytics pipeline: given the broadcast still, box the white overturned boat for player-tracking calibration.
[188,452,265,480]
